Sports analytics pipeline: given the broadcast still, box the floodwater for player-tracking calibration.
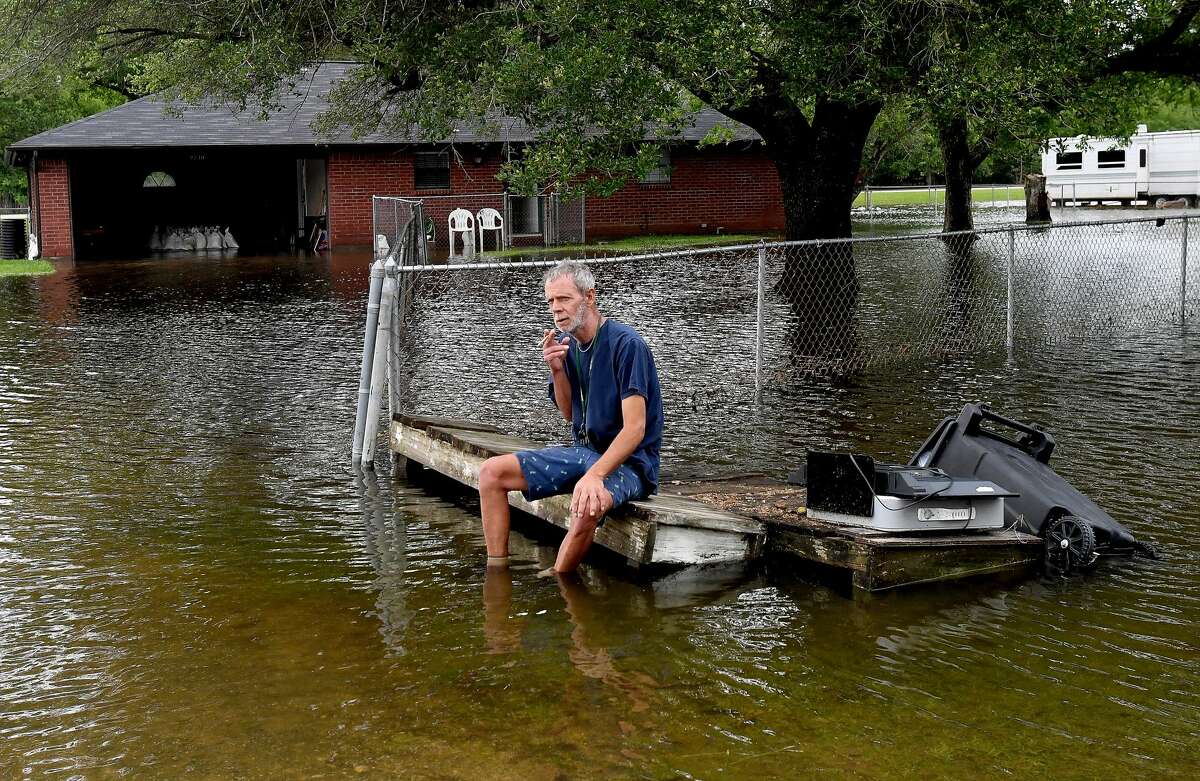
[2,207,1198,779]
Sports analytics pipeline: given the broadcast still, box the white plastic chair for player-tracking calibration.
[447,208,476,259]
[476,207,504,252]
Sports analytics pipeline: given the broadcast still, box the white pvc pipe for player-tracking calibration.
[352,260,386,467]
[362,260,398,468]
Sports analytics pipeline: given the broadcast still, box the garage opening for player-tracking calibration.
[69,149,326,259]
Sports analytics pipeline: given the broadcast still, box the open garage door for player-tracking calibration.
[69,149,318,259]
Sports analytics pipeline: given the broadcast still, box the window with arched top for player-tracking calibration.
[143,171,176,188]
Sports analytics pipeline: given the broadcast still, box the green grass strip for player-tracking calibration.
[0,259,54,277]
[853,186,1023,208]
[481,233,770,258]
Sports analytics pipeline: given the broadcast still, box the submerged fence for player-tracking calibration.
[353,213,1195,467]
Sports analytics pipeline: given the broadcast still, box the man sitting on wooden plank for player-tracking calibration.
[477,260,664,572]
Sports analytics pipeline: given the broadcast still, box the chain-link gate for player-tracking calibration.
[372,196,429,265]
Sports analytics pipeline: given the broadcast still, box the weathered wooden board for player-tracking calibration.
[674,476,1043,592]
[390,418,765,567]
[395,413,503,434]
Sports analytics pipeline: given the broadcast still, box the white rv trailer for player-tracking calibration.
[1041,124,1200,206]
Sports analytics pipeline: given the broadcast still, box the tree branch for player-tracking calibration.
[1102,1,1200,77]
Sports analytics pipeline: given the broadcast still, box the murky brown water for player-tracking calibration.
[2,209,1198,778]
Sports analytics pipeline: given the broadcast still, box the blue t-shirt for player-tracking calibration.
[547,319,663,491]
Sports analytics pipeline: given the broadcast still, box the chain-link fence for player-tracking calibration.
[374,193,584,261]
[365,214,1194,448]
[758,215,1194,378]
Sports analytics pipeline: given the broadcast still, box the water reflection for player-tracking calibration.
[482,565,523,655]
[358,471,413,657]
[1,218,1197,778]
[556,573,659,713]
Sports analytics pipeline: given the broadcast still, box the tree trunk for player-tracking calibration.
[761,98,880,373]
[939,116,975,233]
[1025,174,1051,223]
[767,98,881,241]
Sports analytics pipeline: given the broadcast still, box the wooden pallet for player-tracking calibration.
[389,414,766,568]
[671,476,1044,592]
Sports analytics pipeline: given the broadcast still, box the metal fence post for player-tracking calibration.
[865,184,873,215]
[1006,227,1015,357]
[387,270,401,420]
[756,241,766,393]
[1183,215,1190,326]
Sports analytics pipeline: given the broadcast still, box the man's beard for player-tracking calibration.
[564,303,588,334]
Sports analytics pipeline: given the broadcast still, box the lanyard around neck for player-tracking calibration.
[572,319,605,439]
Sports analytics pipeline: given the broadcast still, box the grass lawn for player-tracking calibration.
[0,259,54,277]
[853,185,1023,208]
[481,232,770,258]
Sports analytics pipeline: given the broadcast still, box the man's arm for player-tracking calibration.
[542,330,572,421]
[549,366,572,421]
[570,394,646,520]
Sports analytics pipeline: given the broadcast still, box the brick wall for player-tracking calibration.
[326,145,785,247]
[328,149,506,246]
[35,157,73,258]
[584,148,785,237]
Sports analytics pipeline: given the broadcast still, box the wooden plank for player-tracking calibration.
[625,494,763,535]
[856,538,1042,591]
[395,413,503,434]
[393,419,656,564]
[653,524,761,565]
[768,525,874,574]
[427,426,542,458]
[427,427,765,537]
[391,420,763,566]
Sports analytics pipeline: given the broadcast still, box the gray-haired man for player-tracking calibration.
[476,261,664,572]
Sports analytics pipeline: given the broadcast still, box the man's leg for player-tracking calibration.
[554,464,646,573]
[554,497,610,572]
[477,454,528,562]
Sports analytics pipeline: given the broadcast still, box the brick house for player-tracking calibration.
[5,62,784,259]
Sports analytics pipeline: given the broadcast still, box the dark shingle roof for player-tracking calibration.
[8,61,760,154]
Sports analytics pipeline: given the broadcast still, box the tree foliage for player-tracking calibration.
[2,1,1198,233]
[1,1,956,238]
[0,69,126,203]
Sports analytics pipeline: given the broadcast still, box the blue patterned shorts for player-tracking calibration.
[514,446,650,525]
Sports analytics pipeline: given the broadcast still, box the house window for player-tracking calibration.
[143,171,176,188]
[1097,150,1126,169]
[414,152,450,189]
[640,149,671,184]
[1055,152,1082,170]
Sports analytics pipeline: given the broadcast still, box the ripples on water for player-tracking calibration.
[1,215,1197,777]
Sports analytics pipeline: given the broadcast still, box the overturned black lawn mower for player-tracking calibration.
[909,403,1157,571]
[795,403,1156,574]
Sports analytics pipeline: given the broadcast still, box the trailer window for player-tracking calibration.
[1140,148,1147,168]
[1055,152,1082,170]
[1097,150,1126,169]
